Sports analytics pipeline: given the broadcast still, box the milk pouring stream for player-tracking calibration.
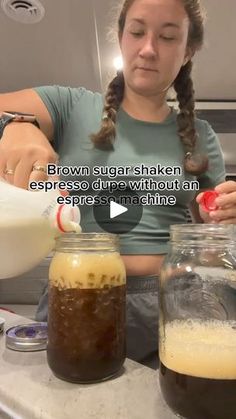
[0,179,81,279]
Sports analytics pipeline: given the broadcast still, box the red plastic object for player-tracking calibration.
[0,307,15,314]
[200,190,219,212]
[56,204,66,233]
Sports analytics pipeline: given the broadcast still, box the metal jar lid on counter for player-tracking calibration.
[5,322,47,351]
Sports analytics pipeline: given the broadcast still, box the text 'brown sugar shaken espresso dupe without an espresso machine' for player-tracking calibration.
[159,224,236,419]
[47,233,126,383]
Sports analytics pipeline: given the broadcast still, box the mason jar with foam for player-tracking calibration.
[47,232,126,383]
[159,224,236,419]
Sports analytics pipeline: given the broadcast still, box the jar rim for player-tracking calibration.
[170,223,236,243]
[170,224,236,235]
[56,232,118,242]
[55,232,120,251]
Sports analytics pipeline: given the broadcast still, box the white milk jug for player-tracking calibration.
[0,179,81,279]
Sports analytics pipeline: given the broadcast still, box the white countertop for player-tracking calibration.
[0,309,176,419]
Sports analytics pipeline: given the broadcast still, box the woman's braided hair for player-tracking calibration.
[91,71,124,151]
[91,0,208,175]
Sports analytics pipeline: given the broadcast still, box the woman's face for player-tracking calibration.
[120,0,191,97]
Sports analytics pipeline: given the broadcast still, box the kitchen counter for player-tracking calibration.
[0,310,176,419]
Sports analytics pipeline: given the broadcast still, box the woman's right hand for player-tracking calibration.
[0,122,58,189]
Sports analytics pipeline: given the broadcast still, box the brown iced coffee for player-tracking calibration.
[47,234,126,383]
[159,319,236,419]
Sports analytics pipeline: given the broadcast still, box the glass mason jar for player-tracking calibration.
[159,224,236,419]
[47,233,126,383]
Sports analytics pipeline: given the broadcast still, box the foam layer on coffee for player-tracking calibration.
[49,251,126,289]
[160,319,236,379]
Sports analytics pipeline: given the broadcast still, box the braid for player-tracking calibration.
[174,60,208,175]
[90,71,124,151]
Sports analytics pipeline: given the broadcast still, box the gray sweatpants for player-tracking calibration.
[36,274,159,369]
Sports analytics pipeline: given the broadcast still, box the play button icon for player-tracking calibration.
[110,201,128,219]
[93,188,143,234]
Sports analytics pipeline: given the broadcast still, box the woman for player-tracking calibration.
[0,0,236,368]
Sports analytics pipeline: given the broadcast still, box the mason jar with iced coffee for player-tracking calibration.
[159,224,236,419]
[47,233,126,383]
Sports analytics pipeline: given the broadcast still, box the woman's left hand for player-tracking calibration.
[196,181,236,224]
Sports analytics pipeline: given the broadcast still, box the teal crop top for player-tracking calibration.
[34,86,226,254]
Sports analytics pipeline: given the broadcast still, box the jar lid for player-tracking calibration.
[200,190,219,212]
[0,317,5,334]
[6,322,47,352]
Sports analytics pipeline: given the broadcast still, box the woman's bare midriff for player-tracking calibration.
[121,254,165,276]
